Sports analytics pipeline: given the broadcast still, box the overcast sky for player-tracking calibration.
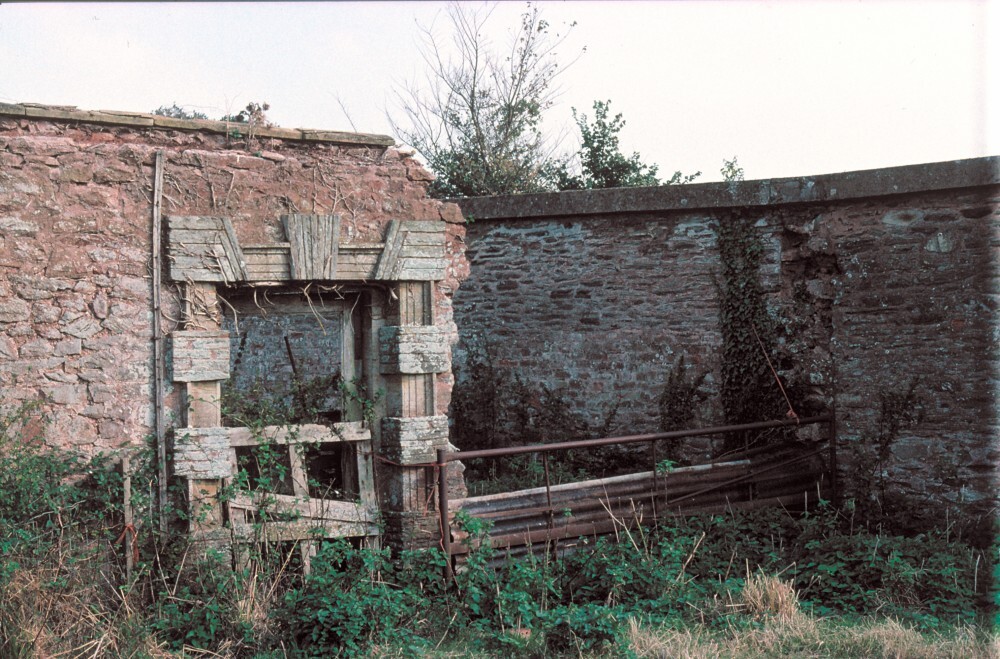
[0,1,995,182]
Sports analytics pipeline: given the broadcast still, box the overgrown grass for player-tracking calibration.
[0,400,995,657]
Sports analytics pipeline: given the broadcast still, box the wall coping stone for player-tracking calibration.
[454,156,1000,220]
[0,102,395,148]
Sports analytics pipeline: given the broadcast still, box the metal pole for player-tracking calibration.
[542,453,553,532]
[454,414,832,461]
[829,406,839,505]
[650,439,659,523]
[151,151,168,534]
[437,448,453,581]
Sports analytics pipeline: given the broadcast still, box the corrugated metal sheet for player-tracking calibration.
[448,441,829,558]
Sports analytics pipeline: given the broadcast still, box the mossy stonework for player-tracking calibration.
[455,157,1000,541]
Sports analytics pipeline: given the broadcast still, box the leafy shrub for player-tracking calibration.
[277,540,431,657]
[152,552,255,651]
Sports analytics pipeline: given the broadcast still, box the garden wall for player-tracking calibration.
[0,102,469,549]
[455,157,999,535]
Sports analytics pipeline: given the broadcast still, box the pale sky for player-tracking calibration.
[0,1,995,182]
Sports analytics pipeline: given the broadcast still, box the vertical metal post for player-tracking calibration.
[828,409,839,506]
[437,448,452,581]
[542,453,553,532]
[651,439,659,523]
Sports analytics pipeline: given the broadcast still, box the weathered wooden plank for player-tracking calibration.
[374,219,404,280]
[244,259,290,271]
[356,443,377,508]
[245,243,292,250]
[282,214,341,280]
[245,265,290,275]
[338,249,383,262]
[171,330,230,381]
[168,215,226,231]
[288,446,310,498]
[186,381,222,427]
[380,415,448,464]
[379,325,450,374]
[399,246,447,260]
[167,216,247,283]
[229,493,374,521]
[395,262,448,281]
[232,519,378,542]
[169,255,229,283]
[174,427,233,479]
[220,217,249,278]
[453,461,752,513]
[244,245,292,280]
[402,221,447,233]
[168,266,226,283]
[226,421,370,447]
[401,232,446,246]
[169,229,227,244]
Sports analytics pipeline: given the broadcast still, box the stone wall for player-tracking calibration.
[455,157,999,535]
[0,102,467,460]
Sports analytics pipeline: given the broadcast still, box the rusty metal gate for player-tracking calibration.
[437,414,836,573]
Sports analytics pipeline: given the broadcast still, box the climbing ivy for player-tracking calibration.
[714,211,794,453]
[656,356,708,462]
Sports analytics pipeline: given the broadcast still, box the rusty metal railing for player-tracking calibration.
[437,413,836,579]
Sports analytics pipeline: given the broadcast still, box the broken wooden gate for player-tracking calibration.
[166,212,454,560]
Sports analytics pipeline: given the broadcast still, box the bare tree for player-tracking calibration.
[390,3,578,198]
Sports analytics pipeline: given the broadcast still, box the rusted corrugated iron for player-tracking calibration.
[437,415,836,574]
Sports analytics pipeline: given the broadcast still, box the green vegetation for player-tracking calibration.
[450,336,634,493]
[556,100,699,190]
[391,6,700,198]
[152,103,209,120]
[0,395,994,656]
[391,4,575,198]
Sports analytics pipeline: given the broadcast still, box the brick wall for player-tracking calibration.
[455,157,999,533]
[0,103,467,456]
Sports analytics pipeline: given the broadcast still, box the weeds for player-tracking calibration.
[1,396,993,657]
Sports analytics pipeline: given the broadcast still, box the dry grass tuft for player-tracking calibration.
[738,573,801,621]
[625,619,720,659]
[0,542,168,658]
[627,614,997,659]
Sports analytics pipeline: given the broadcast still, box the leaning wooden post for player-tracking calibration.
[437,447,452,581]
[151,151,168,533]
[123,453,134,580]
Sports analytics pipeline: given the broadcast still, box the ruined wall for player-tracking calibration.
[455,157,999,532]
[0,103,468,457]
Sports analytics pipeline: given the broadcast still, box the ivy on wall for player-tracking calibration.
[714,211,795,453]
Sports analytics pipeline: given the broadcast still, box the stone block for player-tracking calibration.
[19,339,52,359]
[378,326,450,375]
[174,428,233,479]
[0,216,39,237]
[0,337,17,360]
[171,330,230,382]
[0,299,30,323]
[380,415,449,465]
[49,384,84,405]
[32,303,61,324]
[90,294,108,319]
[62,315,102,339]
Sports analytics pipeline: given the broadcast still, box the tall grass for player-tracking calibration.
[0,399,994,657]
